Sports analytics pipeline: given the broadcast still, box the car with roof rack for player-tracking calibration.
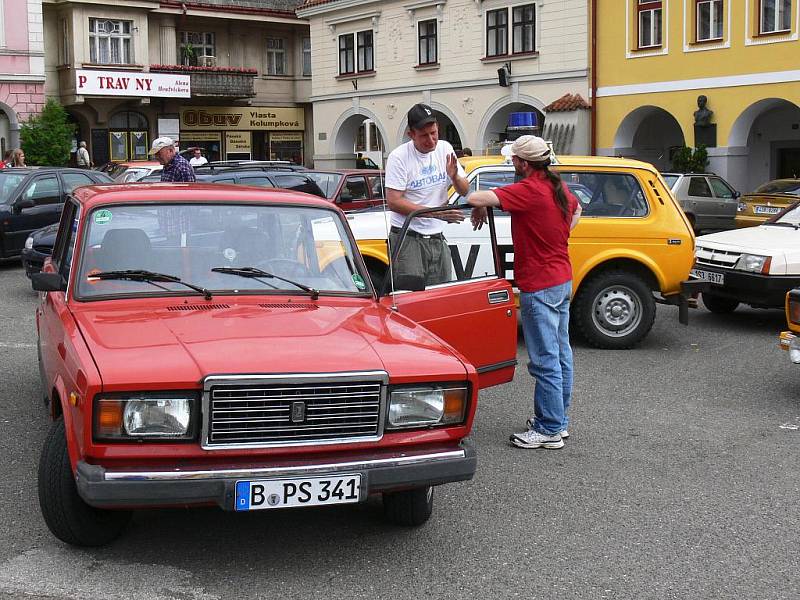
[32,182,517,546]
[661,172,739,232]
[195,169,326,198]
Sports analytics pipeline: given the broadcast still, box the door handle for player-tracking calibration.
[488,290,510,304]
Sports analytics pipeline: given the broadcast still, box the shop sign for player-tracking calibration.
[225,131,252,152]
[76,69,190,98]
[181,132,222,142]
[270,132,304,143]
[181,107,304,131]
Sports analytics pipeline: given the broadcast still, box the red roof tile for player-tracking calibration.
[544,93,591,113]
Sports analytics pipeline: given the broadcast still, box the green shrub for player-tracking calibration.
[20,99,75,167]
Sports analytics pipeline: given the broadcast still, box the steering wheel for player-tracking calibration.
[254,258,312,280]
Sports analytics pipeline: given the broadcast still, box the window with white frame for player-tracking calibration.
[696,0,723,40]
[179,31,215,66]
[302,37,312,76]
[638,1,663,48]
[418,19,437,65]
[339,30,373,75]
[266,38,287,75]
[761,0,792,33]
[486,4,536,58]
[89,18,133,64]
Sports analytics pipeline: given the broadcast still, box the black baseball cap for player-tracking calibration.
[407,103,437,130]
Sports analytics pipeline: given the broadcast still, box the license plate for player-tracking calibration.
[691,268,724,285]
[234,474,361,511]
[754,205,781,215]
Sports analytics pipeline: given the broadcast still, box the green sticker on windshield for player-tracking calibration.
[94,209,113,225]
[353,274,366,290]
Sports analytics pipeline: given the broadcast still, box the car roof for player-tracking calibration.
[304,169,384,175]
[458,155,663,173]
[71,183,335,211]
[0,167,108,176]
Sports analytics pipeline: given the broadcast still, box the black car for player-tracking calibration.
[21,222,58,278]
[195,170,325,198]
[0,167,113,259]
[193,160,307,175]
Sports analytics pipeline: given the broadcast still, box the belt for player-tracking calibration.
[390,226,444,240]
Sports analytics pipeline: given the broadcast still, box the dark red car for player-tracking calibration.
[33,183,516,546]
[303,169,385,211]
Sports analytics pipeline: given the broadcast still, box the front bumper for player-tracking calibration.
[76,440,477,509]
[779,331,800,364]
[689,265,800,308]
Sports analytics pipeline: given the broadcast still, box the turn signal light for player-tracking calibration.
[443,388,467,424]
[96,401,124,436]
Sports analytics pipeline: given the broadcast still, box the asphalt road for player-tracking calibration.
[0,261,798,600]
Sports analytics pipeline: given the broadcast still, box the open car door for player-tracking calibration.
[378,205,517,389]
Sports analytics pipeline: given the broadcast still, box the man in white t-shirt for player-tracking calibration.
[385,103,469,287]
[189,148,208,167]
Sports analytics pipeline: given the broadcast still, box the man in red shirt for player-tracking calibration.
[467,136,581,449]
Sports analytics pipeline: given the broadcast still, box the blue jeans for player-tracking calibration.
[519,281,573,436]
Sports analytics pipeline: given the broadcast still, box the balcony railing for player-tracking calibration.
[149,65,257,98]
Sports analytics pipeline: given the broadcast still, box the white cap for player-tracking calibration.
[149,136,176,155]
[510,135,551,163]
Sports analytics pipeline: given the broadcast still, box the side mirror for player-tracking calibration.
[14,197,35,212]
[31,272,67,292]
[733,191,741,199]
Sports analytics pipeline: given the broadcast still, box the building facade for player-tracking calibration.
[0,0,46,153]
[297,0,590,168]
[43,0,313,166]
[595,0,800,193]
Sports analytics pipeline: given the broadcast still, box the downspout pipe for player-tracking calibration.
[590,0,597,156]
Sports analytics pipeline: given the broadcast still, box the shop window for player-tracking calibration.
[179,31,216,66]
[696,0,723,41]
[338,31,373,75]
[89,18,133,64]
[638,1,663,48]
[266,38,287,75]
[418,19,438,65]
[760,0,792,33]
[109,111,149,162]
[302,38,312,76]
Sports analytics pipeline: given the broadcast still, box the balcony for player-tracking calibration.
[149,65,257,99]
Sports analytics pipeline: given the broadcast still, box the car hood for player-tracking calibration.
[696,225,800,253]
[72,299,467,388]
[32,223,59,247]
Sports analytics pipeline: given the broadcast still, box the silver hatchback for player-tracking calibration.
[662,172,740,232]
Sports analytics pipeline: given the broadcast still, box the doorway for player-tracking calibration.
[778,148,800,179]
[109,111,150,162]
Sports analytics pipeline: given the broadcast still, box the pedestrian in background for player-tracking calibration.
[467,135,581,450]
[461,147,473,157]
[76,141,93,169]
[189,148,208,167]
[0,149,12,169]
[9,148,26,167]
[151,137,195,182]
[384,102,469,287]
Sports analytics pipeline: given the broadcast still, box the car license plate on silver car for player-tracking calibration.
[235,474,361,511]
[754,205,781,215]
[691,268,725,285]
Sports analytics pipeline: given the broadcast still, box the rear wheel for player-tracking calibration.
[382,486,434,526]
[38,418,132,546]
[572,269,656,349]
[701,293,739,314]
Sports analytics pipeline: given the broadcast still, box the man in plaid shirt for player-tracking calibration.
[150,137,195,237]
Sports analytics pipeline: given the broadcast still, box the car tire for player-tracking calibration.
[38,417,132,547]
[701,293,739,314]
[382,486,434,526]
[572,269,656,349]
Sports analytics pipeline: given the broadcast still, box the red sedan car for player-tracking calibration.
[33,183,516,545]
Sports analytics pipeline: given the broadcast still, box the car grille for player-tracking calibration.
[203,374,386,448]
[694,246,741,269]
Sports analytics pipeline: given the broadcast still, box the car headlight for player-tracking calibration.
[24,236,34,250]
[94,392,199,440]
[386,384,468,429]
[734,253,771,274]
[737,201,747,212]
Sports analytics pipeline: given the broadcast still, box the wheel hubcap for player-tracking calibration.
[591,285,643,338]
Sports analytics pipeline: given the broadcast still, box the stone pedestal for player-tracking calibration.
[694,124,717,148]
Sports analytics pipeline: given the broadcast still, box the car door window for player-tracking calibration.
[708,178,735,199]
[340,177,368,201]
[23,176,61,205]
[61,173,95,193]
[559,172,649,218]
[687,177,712,197]
[51,200,79,280]
[368,175,384,198]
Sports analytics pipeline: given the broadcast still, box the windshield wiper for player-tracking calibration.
[211,266,319,300]
[88,270,213,300]
[764,222,800,229]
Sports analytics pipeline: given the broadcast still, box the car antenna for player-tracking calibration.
[376,129,398,310]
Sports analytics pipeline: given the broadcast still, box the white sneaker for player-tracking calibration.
[526,419,569,439]
[510,429,564,449]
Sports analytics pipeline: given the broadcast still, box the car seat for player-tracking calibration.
[217,226,273,267]
[96,228,153,271]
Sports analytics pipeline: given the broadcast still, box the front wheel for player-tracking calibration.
[38,418,132,546]
[382,486,434,526]
[701,293,739,314]
[572,270,656,349]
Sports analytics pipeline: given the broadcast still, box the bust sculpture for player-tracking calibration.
[694,95,713,127]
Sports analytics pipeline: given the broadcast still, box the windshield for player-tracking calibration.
[754,180,800,195]
[75,203,369,299]
[662,174,679,189]
[771,202,800,226]
[303,172,343,199]
[0,173,26,203]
